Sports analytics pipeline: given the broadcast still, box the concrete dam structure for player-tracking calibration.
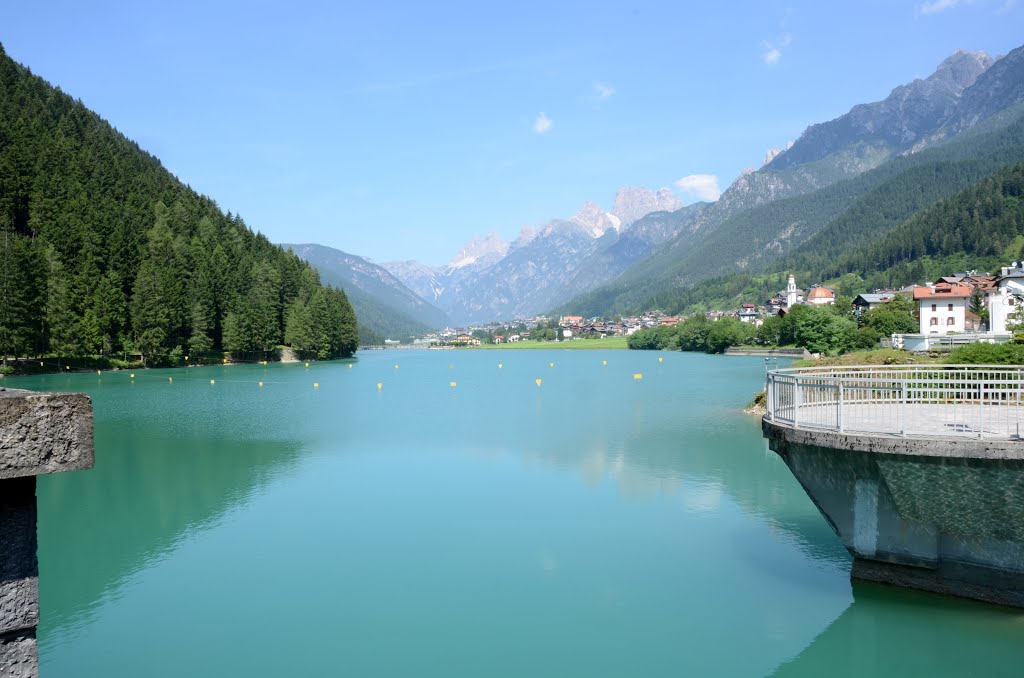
[1,388,94,677]
[763,365,1024,607]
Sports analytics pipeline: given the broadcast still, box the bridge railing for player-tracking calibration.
[765,365,1024,439]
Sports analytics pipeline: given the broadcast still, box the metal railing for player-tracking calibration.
[765,365,1024,440]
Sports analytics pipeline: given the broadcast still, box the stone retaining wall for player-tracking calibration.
[0,389,93,677]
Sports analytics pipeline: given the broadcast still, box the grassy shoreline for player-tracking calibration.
[467,337,630,350]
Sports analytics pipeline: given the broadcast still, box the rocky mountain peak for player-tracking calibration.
[611,187,682,228]
[932,49,994,88]
[448,231,508,270]
[571,200,619,237]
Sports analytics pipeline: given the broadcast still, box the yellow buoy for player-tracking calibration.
[66,366,70,370]
[348,364,352,369]
[259,381,264,387]
[314,383,319,389]
[449,364,453,369]
[394,364,399,369]
[96,370,101,375]
[658,357,663,363]
[263,360,268,366]
[210,379,215,385]
[535,378,542,387]
[130,373,135,378]
[185,355,189,361]
[634,373,643,380]
[377,383,383,391]
[223,358,228,363]
[450,381,457,387]
[305,362,309,368]
[498,363,502,369]
[168,377,173,383]
[39,362,43,367]
[549,362,554,367]
[602,360,607,366]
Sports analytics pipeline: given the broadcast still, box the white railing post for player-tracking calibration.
[794,376,802,428]
[838,380,844,432]
[766,373,774,419]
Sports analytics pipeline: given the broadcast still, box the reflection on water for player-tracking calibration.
[771,581,1024,677]
[9,352,1020,676]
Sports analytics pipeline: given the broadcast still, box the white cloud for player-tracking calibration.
[919,0,976,13]
[762,46,782,66]
[675,174,721,202]
[594,82,616,100]
[533,112,553,134]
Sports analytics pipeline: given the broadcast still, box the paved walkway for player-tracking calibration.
[774,402,1024,439]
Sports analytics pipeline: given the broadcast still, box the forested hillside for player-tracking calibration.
[0,44,357,364]
[611,161,1024,316]
[558,111,1024,318]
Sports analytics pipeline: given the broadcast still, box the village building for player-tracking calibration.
[986,264,1024,333]
[852,292,896,316]
[914,284,971,335]
[738,304,759,324]
[806,286,835,305]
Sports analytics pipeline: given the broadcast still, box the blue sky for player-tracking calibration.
[1,1,1022,264]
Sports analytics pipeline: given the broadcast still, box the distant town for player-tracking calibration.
[394,262,1024,351]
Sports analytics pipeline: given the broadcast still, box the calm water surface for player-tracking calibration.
[11,351,1023,676]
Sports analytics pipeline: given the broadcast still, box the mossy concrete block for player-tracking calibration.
[0,389,93,480]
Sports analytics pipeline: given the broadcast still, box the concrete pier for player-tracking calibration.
[0,388,93,677]
[763,365,1024,607]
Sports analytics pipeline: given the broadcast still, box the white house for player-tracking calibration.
[987,264,1024,333]
[914,284,970,335]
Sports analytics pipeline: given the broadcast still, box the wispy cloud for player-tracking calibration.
[919,0,977,13]
[675,174,721,202]
[594,82,616,100]
[762,31,792,66]
[761,8,793,66]
[533,112,553,134]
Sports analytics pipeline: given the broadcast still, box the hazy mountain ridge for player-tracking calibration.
[283,243,450,336]
[380,186,690,324]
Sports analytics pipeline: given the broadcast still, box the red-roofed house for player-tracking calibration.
[913,284,971,335]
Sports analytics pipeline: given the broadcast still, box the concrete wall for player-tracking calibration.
[764,420,1024,607]
[0,388,93,677]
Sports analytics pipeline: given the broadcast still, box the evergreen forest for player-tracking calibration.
[0,44,358,366]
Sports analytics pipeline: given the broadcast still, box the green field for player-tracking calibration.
[469,337,630,350]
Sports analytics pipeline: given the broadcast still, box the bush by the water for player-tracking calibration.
[946,343,1024,364]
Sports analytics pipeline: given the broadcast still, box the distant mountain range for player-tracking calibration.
[281,244,449,341]
[293,43,1024,331]
[557,43,1024,317]
[380,186,686,325]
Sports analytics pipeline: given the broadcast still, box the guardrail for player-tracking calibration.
[765,365,1024,439]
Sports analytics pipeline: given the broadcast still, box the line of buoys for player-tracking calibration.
[96,370,101,375]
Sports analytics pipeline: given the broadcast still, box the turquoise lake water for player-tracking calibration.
[10,350,1023,676]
